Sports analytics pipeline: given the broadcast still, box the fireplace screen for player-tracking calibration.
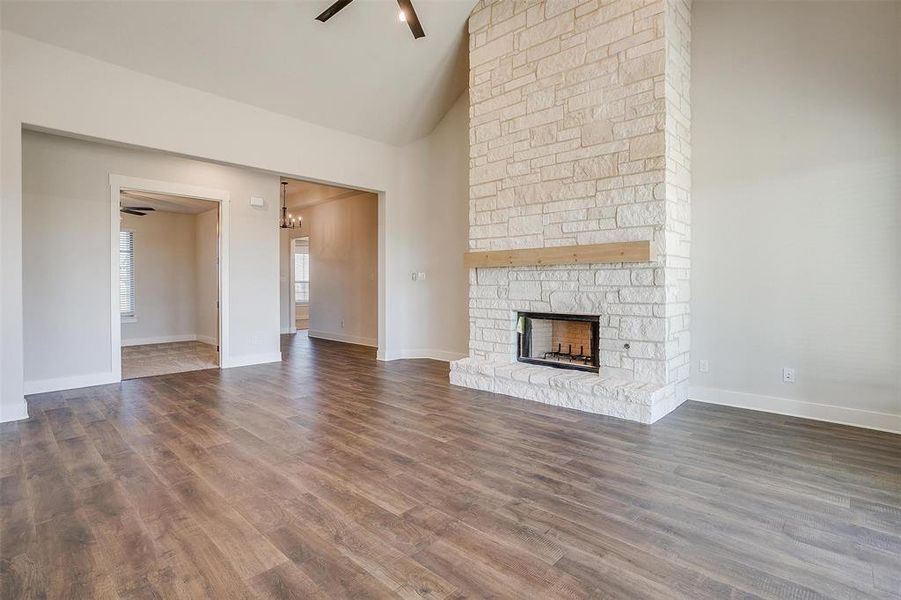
[517,312,600,373]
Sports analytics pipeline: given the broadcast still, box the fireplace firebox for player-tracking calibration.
[516,312,600,373]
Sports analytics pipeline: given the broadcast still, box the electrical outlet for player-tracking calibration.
[782,367,796,383]
[340,319,345,329]
[699,359,709,373]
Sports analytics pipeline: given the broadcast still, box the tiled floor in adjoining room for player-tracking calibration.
[121,340,218,380]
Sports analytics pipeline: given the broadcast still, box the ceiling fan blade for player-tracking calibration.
[125,207,155,211]
[120,209,148,216]
[315,0,353,22]
[397,0,425,39]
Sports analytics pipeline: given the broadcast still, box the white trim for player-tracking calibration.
[24,372,119,396]
[122,334,217,347]
[122,334,199,347]
[308,330,378,347]
[689,386,901,434]
[377,192,386,360]
[221,352,282,368]
[288,236,301,334]
[287,232,296,334]
[381,349,468,362]
[0,404,30,424]
[110,174,229,385]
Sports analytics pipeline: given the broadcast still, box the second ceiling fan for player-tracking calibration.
[120,206,155,217]
[316,0,425,39]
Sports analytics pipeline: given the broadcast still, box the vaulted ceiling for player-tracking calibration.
[1,0,475,145]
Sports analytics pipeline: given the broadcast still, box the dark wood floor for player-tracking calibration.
[1,333,899,599]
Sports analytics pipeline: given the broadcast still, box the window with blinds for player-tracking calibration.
[293,237,310,305]
[119,230,135,317]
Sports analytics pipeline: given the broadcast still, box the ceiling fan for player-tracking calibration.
[316,0,425,39]
[120,206,155,217]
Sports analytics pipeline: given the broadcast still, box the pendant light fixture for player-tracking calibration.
[279,181,300,229]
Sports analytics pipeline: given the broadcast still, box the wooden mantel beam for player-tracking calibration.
[463,241,653,269]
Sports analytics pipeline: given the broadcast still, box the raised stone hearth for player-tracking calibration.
[450,358,677,423]
[451,0,692,424]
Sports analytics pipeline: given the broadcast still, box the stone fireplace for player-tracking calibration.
[450,0,692,424]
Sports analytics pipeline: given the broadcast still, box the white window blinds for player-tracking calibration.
[119,230,135,317]
[294,238,310,304]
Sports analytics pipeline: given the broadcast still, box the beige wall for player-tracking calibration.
[276,94,469,353]
[120,210,209,345]
[0,24,4,409]
[691,1,900,431]
[415,93,470,359]
[392,93,470,360]
[20,129,279,389]
[194,207,219,344]
[2,33,474,420]
[279,192,378,346]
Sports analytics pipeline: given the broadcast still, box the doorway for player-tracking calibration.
[279,177,378,347]
[110,175,230,381]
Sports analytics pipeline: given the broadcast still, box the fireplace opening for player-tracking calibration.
[517,312,600,373]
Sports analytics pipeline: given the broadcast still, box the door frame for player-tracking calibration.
[109,174,230,381]
[289,235,310,334]
[288,235,297,334]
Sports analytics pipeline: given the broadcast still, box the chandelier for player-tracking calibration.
[280,181,300,229]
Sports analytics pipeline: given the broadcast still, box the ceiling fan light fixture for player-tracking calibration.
[119,204,155,217]
[316,0,425,39]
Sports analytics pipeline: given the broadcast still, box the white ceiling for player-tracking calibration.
[1,0,474,145]
[121,190,218,214]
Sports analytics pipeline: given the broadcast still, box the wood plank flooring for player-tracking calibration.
[2,333,899,599]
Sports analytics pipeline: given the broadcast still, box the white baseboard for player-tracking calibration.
[221,352,282,369]
[122,333,197,347]
[308,330,377,348]
[123,334,217,347]
[689,386,901,434]
[376,348,469,362]
[382,349,468,363]
[24,371,119,396]
[0,402,30,423]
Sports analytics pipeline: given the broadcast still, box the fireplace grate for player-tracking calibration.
[517,312,600,373]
